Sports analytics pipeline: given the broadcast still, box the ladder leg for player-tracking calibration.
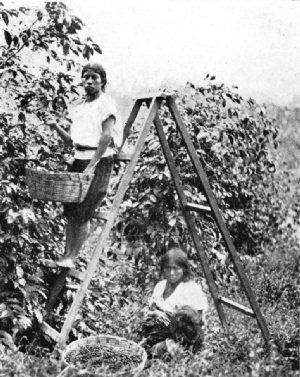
[58,97,163,346]
[153,115,229,333]
[119,99,142,150]
[45,269,70,318]
[167,97,270,343]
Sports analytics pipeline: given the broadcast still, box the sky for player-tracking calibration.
[5,0,300,106]
[62,0,300,106]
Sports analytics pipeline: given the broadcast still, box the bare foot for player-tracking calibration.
[56,257,75,269]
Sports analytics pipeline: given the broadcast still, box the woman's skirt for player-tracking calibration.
[140,310,171,351]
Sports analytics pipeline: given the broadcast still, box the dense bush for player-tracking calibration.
[0,2,101,347]
[0,6,298,377]
[115,80,287,288]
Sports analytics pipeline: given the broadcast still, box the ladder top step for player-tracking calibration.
[41,322,60,342]
[135,91,176,101]
[92,211,108,221]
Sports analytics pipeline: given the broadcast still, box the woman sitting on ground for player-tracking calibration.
[141,246,208,358]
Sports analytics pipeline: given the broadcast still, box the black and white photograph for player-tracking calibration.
[0,1,299,376]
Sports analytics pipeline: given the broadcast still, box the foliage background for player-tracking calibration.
[0,2,299,376]
[0,1,100,347]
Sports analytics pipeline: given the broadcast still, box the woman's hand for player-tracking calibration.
[148,309,168,319]
[146,309,170,326]
[151,340,168,357]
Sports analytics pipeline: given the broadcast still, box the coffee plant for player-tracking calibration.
[114,80,287,287]
[0,1,101,348]
[0,2,297,359]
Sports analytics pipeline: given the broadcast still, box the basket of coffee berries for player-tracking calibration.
[63,334,147,376]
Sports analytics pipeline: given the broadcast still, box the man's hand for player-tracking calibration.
[83,164,96,175]
[40,113,72,146]
[41,113,57,128]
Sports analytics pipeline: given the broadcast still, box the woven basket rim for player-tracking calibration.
[25,167,95,203]
[25,167,94,178]
[63,334,147,376]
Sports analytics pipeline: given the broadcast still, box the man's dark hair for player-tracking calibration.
[81,62,107,90]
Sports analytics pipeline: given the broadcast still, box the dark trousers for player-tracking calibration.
[63,156,114,223]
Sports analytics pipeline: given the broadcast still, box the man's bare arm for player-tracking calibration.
[42,114,73,146]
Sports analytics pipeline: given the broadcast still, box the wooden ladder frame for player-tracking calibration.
[43,93,270,346]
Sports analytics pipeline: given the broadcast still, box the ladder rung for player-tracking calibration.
[184,202,211,212]
[41,322,60,341]
[219,296,255,317]
[40,259,85,281]
[66,283,79,290]
[114,153,132,162]
[68,270,84,281]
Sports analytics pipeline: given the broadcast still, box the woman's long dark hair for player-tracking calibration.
[160,247,192,282]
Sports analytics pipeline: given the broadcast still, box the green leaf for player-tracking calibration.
[4,30,12,47]
[18,111,26,122]
[0,331,16,351]
[12,35,19,46]
[93,43,102,54]
[1,11,9,25]
[168,217,176,227]
[63,42,70,55]
[82,44,90,59]
[36,10,43,21]
[34,308,43,323]
[149,195,157,203]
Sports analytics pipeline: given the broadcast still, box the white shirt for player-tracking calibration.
[69,93,121,159]
[150,279,208,316]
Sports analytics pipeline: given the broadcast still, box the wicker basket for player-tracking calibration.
[25,168,94,203]
[62,335,147,377]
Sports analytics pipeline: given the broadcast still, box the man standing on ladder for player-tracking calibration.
[42,62,121,268]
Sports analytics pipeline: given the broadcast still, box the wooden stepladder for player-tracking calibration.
[44,92,270,346]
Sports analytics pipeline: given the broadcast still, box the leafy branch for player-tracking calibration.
[0,12,42,68]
